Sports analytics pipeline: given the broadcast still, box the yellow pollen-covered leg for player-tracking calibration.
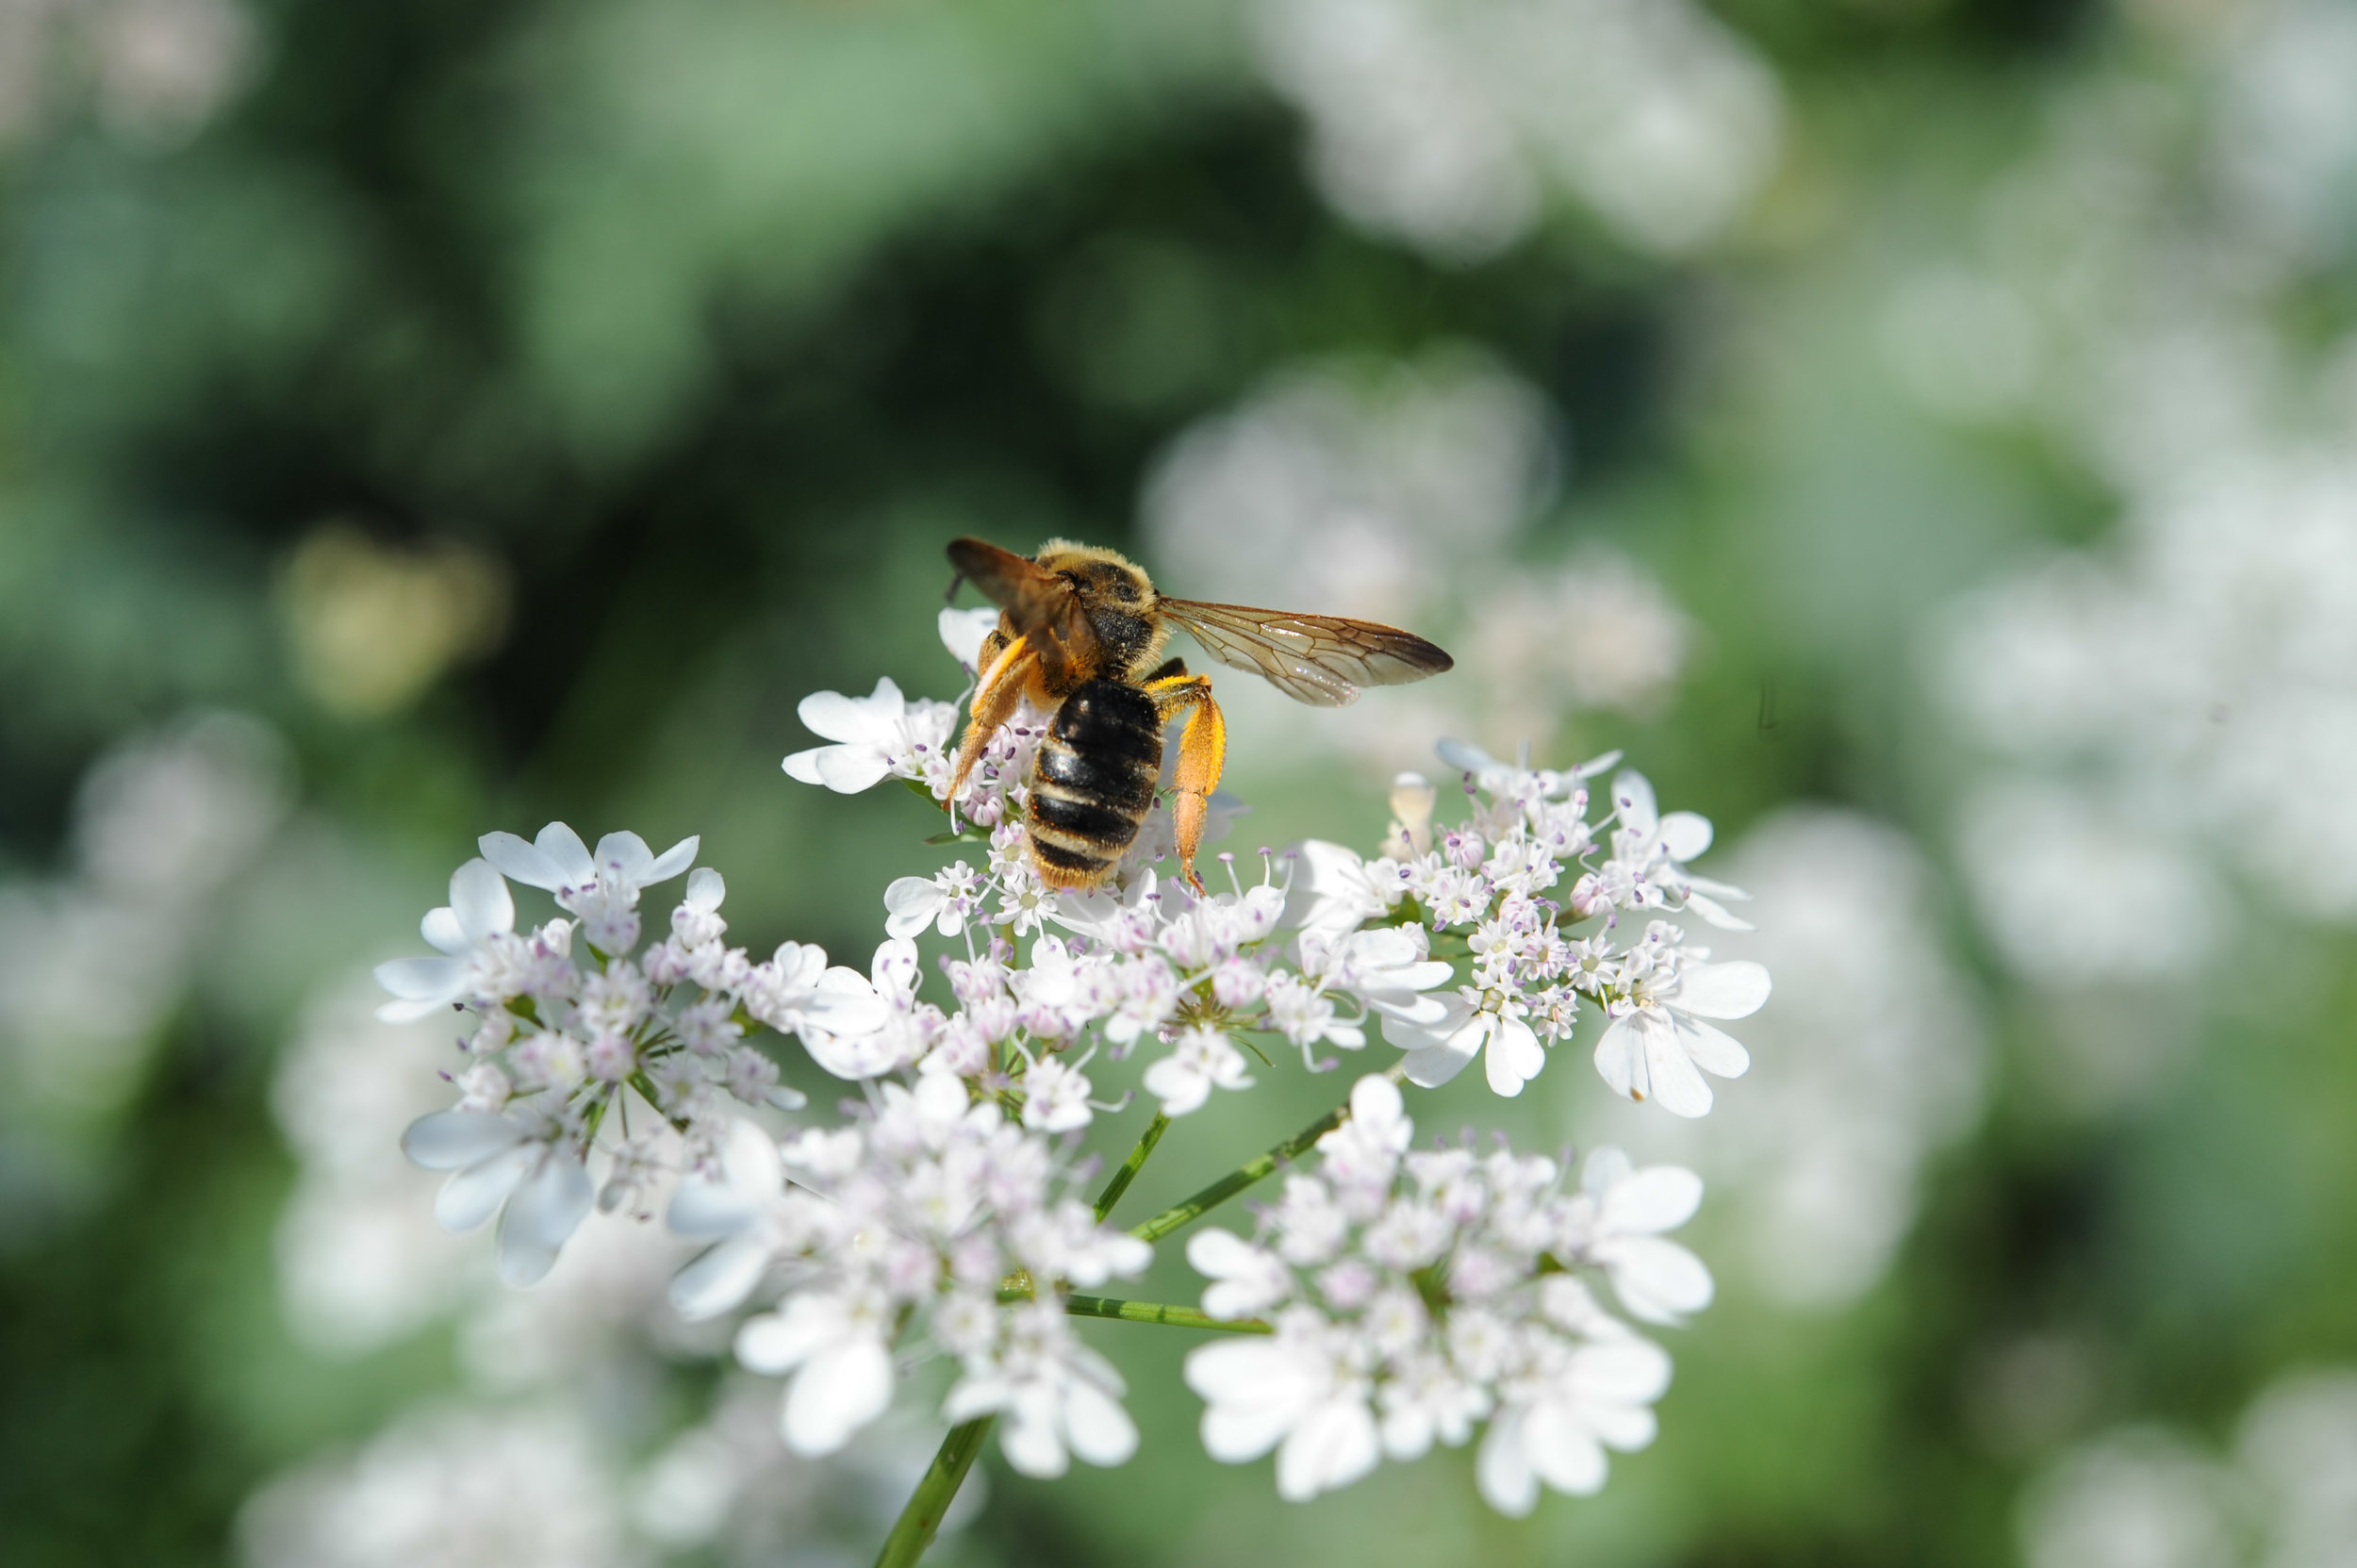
[947,633,1030,810]
[1146,672,1226,893]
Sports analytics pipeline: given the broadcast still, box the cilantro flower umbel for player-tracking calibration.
[369,598,1776,1559]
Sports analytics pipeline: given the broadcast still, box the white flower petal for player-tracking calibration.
[997,1396,1069,1478]
[736,1305,831,1373]
[1523,1402,1608,1495]
[594,831,654,883]
[1063,1379,1139,1467]
[1571,1341,1673,1404]
[1434,736,1502,774]
[883,877,944,940]
[373,956,464,1005]
[1683,891,1755,932]
[1640,1015,1714,1118]
[1348,1074,1404,1128]
[798,680,902,744]
[477,831,568,890]
[1276,1396,1378,1501]
[1658,811,1713,861]
[938,605,1000,671]
[532,822,596,886]
[420,906,470,955]
[1673,961,1772,1020]
[1186,1229,1254,1278]
[1612,770,1658,834]
[448,859,513,943]
[669,1237,774,1321]
[1602,1236,1714,1324]
[1598,1165,1703,1233]
[783,1334,895,1456]
[1184,1338,1294,1404]
[684,866,726,912]
[1580,1146,1634,1197]
[810,745,898,794]
[1477,1411,1541,1518]
[1484,1016,1545,1098]
[434,1144,537,1231]
[402,1109,531,1169]
[646,836,701,884]
[1676,1016,1751,1080]
[495,1153,593,1283]
[1401,1044,1476,1088]
[1591,1015,1644,1101]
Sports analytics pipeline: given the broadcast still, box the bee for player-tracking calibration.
[944,536,1455,892]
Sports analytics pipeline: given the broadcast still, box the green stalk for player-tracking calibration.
[1063,1294,1272,1333]
[871,1416,994,1568]
[1127,1085,1374,1244]
[1092,1113,1171,1221]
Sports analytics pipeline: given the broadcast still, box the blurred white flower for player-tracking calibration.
[270,979,480,1356]
[2238,1368,2357,1568]
[1143,349,1555,622]
[2020,1365,2357,1568]
[239,1402,643,1568]
[0,712,288,1141]
[1143,1023,1256,1116]
[1249,0,1783,261]
[2019,1431,2245,1568]
[1586,809,1986,1310]
[1143,354,1696,780]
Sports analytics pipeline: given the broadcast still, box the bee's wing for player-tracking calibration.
[1157,598,1454,708]
[947,537,1097,686]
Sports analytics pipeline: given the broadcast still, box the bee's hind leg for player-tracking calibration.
[1145,671,1225,893]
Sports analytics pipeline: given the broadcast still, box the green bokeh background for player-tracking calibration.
[4,1,2353,1564]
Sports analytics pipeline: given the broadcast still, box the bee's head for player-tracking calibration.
[1033,540,1157,611]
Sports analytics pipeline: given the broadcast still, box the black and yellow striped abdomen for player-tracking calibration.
[1027,678,1162,888]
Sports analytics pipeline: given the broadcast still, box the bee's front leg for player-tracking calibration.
[947,631,1029,811]
[1146,668,1226,893]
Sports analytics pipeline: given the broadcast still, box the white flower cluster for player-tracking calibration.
[666,1090,1150,1477]
[1184,1076,1707,1514]
[376,821,880,1285]
[1294,746,1770,1113]
[377,603,1772,1517]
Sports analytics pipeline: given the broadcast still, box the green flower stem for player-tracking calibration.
[1126,1066,1405,1245]
[872,1416,994,1568]
[1093,1112,1171,1221]
[992,1287,1273,1333]
[1063,1294,1272,1333]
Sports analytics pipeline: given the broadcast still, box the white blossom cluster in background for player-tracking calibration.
[1247,0,1783,261]
[1183,1076,1708,1513]
[1142,350,1694,778]
[0,0,255,148]
[1586,809,1986,1311]
[2019,1368,2357,1568]
[240,1402,643,1568]
[0,711,288,1231]
[361,607,1770,1516]
[1899,3,2357,1032]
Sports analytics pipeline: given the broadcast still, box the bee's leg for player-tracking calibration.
[1143,656,1188,684]
[1145,672,1225,893]
[947,633,1030,811]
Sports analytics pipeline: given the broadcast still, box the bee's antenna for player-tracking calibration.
[944,569,968,605]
